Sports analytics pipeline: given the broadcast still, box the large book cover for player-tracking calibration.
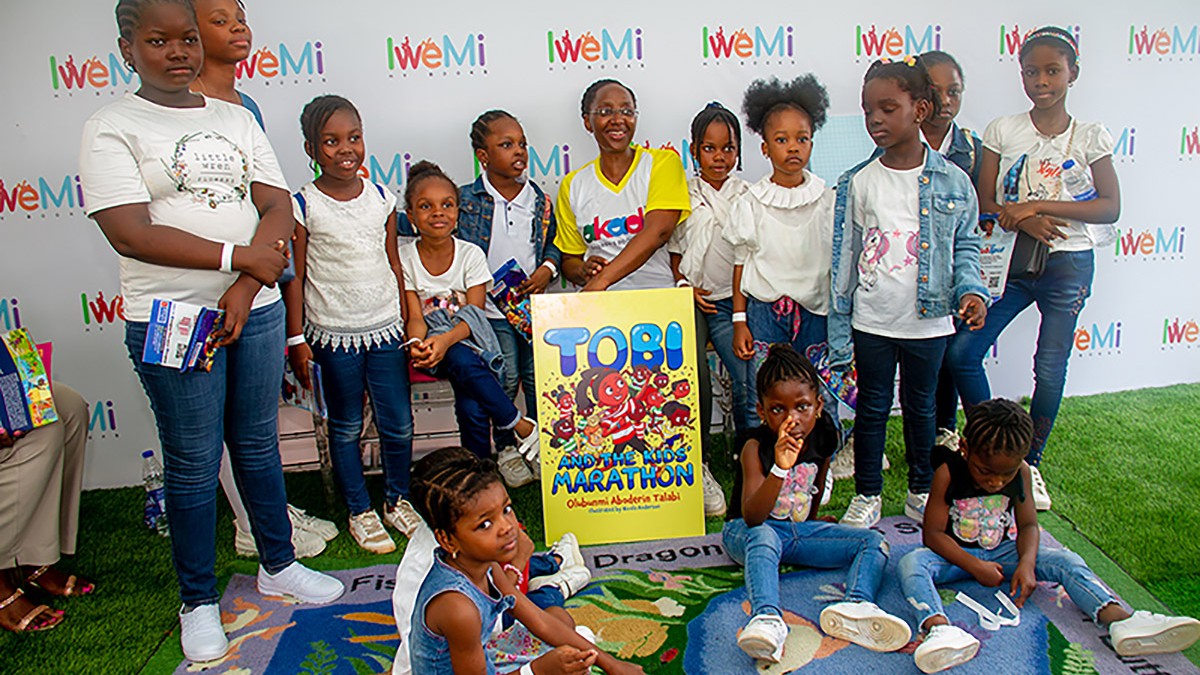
[0,328,58,433]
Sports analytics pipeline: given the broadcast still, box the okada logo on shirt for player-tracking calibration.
[584,208,646,243]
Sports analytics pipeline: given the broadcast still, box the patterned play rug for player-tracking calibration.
[167,518,1198,674]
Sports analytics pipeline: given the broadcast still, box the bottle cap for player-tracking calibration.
[1062,159,1077,170]
[142,449,154,458]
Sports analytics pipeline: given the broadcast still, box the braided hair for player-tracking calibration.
[116,0,196,41]
[410,447,504,534]
[403,160,457,211]
[470,110,518,151]
[742,75,829,136]
[755,343,820,402]
[962,399,1034,459]
[580,78,636,117]
[690,102,742,171]
[299,94,360,166]
[863,55,939,117]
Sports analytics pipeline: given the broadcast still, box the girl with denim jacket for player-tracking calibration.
[946,27,1121,512]
[828,57,988,531]
[461,111,560,487]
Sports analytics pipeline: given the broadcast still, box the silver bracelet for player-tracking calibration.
[220,242,235,273]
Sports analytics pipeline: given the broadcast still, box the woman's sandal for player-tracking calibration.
[23,565,96,597]
[0,588,63,632]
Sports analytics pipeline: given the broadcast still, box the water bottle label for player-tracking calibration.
[1073,187,1098,201]
[144,487,167,529]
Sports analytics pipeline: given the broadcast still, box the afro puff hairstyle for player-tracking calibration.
[742,74,830,136]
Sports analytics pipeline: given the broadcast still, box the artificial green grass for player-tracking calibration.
[3,385,1198,673]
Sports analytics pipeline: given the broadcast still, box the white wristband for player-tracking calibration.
[286,334,306,347]
[220,243,235,273]
[770,463,790,479]
[675,278,690,288]
[732,311,747,323]
[519,665,535,675]
[540,260,559,278]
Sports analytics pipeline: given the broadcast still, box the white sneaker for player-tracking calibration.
[528,564,592,599]
[550,532,586,570]
[383,499,424,537]
[515,418,540,462]
[702,463,727,517]
[914,624,980,673]
[497,446,535,488]
[819,601,912,652]
[821,470,834,506]
[935,428,960,453]
[905,492,930,522]
[348,510,396,554]
[829,441,855,480]
[234,519,326,559]
[288,504,338,541]
[840,494,882,528]
[737,613,789,662]
[1109,610,1200,656]
[257,562,345,605]
[1028,465,1052,511]
[179,603,229,663]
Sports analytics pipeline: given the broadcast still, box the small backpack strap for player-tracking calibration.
[293,190,307,219]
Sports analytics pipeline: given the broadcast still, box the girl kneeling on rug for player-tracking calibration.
[408,449,643,674]
[722,344,911,664]
[898,399,1199,673]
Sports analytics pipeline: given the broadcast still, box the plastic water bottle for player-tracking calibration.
[1061,159,1098,201]
[142,449,169,537]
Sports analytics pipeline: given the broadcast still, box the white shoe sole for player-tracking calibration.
[182,639,230,664]
[257,578,344,605]
[915,639,980,673]
[904,502,925,522]
[704,501,728,518]
[820,606,911,652]
[1114,622,1200,656]
[737,632,785,662]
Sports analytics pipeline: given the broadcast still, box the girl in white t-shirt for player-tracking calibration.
[828,58,989,531]
[946,27,1121,511]
[80,0,341,662]
[283,95,418,555]
[726,76,839,438]
[399,162,539,463]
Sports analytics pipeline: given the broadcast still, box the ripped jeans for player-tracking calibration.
[722,518,889,618]
[898,542,1117,631]
[947,249,1094,465]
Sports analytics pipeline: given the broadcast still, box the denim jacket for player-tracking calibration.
[877,122,983,184]
[828,148,987,368]
[398,176,562,271]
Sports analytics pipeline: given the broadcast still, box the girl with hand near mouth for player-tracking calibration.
[283,95,418,555]
[555,79,691,292]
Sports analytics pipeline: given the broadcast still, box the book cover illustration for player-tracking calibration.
[281,358,327,419]
[490,258,533,337]
[0,328,58,433]
[142,299,224,372]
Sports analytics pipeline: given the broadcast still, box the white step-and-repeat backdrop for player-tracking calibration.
[2,1,1196,487]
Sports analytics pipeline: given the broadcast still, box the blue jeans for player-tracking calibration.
[947,250,1094,465]
[311,337,414,514]
[526,552,564,610]
[707,298,758,435]
[898,542,1117,630]
[853,330,948,496]
[489,318,537,450]
[428,342,522,459]
[722,518,889,617]
[746,298,840,431]
[125,301,294,606]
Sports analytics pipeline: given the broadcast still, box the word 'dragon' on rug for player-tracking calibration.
[172,520,1198,675]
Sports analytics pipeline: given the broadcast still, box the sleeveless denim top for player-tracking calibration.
[409,548,516,675]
